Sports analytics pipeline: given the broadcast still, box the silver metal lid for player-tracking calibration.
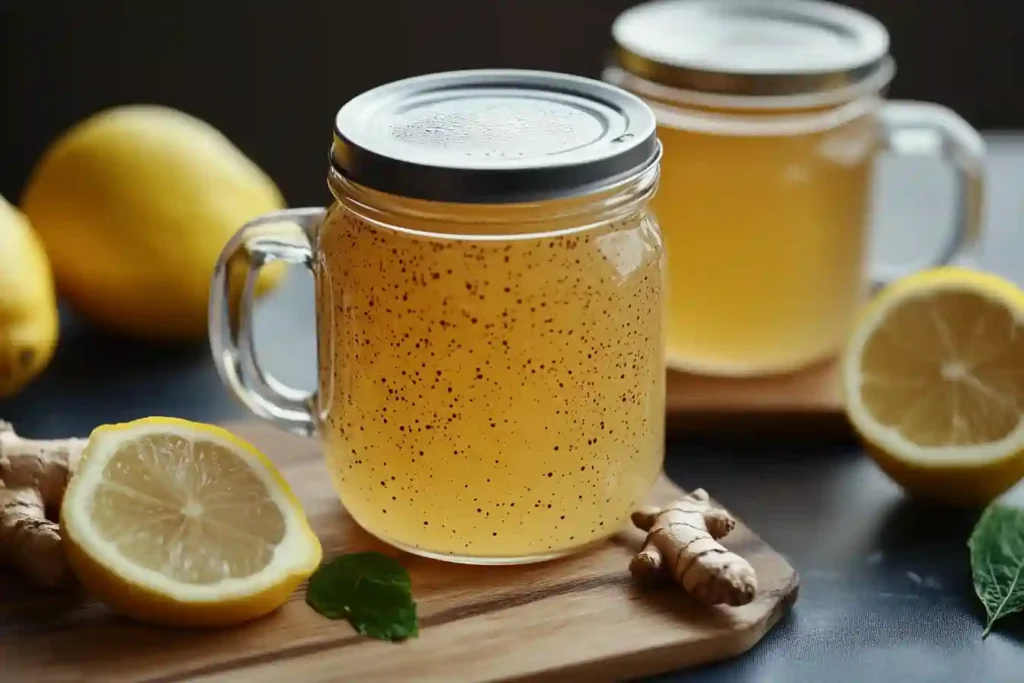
[611,0,891,97]
[331,69,659,204]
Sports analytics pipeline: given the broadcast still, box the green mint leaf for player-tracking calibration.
[305,551,419,642]
[968,503,1024,637]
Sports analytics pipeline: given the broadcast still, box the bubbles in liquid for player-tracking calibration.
[315,203,665,560]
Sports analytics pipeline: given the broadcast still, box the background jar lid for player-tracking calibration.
[331,69,659,204]
[610,0,892,98]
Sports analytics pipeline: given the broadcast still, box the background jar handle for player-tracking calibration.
[871,100,986,285]
[208,207,325,437]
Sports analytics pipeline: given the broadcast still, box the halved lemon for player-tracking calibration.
[842,267,1024,506]
[61,417,322,627]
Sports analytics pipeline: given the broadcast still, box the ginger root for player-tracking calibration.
[0,421,85,588]
[630,488,757,606]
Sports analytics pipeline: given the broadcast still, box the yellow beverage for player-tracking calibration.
[653,105,878,375]
[314,188,665,562]
[209,68,667,565]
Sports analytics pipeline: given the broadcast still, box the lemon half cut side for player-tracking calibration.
[61,417,322,627]
[841,267,1024,505]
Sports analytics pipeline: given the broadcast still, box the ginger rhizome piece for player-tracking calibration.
[0,421,85,587]
[630,488,757,606]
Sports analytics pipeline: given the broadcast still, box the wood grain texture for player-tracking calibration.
[665,359,849,437]
[0,422,799,683]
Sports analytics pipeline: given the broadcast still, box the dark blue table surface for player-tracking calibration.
[2,135,1024,682]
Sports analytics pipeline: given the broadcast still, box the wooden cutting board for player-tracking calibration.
[0,422,799,683]
[665,358,849,437]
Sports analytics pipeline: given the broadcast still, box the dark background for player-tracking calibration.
[2,3,1024,679]
[2,0,1022,208]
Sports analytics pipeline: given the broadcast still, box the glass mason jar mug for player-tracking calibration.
[605,0,986,377]
[209,70,666,564]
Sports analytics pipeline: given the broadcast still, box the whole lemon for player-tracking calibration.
[21,105,286,340]
[0,195,59,397]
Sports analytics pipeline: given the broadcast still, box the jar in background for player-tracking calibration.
[210,70,666,564]
[604,0,985,377]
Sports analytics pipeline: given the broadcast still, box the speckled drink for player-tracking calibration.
[314,192,665,562]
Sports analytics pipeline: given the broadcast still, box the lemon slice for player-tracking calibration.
[61,417,322,627]
[841,267,1024,505]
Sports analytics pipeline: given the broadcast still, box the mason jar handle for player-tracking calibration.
[209,207,326,436]
[872,100,985,284]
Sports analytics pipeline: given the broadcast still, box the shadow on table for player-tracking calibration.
[875,496,1024,643]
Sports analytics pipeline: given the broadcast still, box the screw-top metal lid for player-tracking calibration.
[610,0,891,97]
[331,69,659,204]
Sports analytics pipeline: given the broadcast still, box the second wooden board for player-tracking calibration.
[665,358,849,436]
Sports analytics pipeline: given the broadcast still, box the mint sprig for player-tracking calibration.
[306,551,419,641]
[968,503,1024,637]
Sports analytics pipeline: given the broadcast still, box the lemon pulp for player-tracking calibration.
[89,433,287,584]
[857,288,1024,452]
